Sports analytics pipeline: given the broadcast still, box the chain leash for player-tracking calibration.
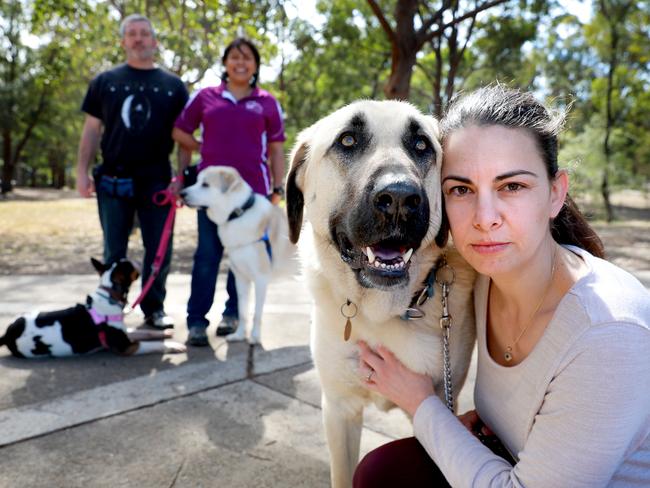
[436,256,455,412]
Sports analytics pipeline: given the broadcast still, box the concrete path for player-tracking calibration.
[1,261,647,488]
[0,269,477,488]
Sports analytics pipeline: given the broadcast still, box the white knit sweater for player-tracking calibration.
[414,246,650,487]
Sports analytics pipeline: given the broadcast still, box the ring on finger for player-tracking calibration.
[366,369,375,382]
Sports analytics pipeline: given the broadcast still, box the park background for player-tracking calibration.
[0,3,648,485]
[1,0,649,276]
[2,0,649,276]
[1,0,649,213]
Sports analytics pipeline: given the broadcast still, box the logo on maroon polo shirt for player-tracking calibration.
[245,100,263,114]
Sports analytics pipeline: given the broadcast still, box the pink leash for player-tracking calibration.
[128,184,183,313]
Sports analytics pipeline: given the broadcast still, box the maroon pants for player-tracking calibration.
[353,437,451,487]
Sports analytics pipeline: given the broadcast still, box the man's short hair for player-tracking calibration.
[119,14,156,38]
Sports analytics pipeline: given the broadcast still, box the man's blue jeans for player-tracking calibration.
[96,185,172,317]
[186,209,238,329]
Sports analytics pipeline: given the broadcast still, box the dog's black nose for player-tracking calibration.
[179,189,187,198]
[373,181,424,220]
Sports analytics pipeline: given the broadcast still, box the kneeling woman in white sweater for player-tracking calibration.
[355,85,650,488]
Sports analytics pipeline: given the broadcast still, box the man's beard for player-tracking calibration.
[128,46,156,61]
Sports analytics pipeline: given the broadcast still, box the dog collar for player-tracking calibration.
[99,286,127,305]
[227,192,256,221]
[400,255,448,321]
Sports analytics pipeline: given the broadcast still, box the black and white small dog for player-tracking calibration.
[0,258,186,358]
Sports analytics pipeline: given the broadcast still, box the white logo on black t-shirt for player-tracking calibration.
[120,93,151,132]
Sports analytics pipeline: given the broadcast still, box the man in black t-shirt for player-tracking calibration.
[76,14,189,329]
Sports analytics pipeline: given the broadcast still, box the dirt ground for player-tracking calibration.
[0,187,648,276]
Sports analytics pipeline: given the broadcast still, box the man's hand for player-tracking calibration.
[76,114,102,198]
[77,172,95,198]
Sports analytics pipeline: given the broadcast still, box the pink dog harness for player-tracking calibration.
[88,307,122,349]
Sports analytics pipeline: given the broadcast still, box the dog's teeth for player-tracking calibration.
[366,247,376,264]
[403,248,414,264]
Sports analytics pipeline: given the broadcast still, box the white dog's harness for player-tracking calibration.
[226,192,273,260]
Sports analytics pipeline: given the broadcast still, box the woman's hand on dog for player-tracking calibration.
[358,340,435,417]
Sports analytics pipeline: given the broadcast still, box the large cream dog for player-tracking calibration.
[286,100,476,487]
[181,166,293,345]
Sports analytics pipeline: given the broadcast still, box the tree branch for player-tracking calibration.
[421,0,509,45]
[418,0,454,37]
[12,84,48,165]
[366,0,397,45]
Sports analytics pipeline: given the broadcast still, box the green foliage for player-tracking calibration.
[560,117,607,196]
[1,0,649,199]
[464,12,539,89]
[271,0,391,145]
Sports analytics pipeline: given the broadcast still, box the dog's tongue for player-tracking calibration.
[371,246,403,260]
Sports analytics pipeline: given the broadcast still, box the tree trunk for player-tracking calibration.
[383,0,419,100]
[50,154,66,188]
[1,129,14,194]
[370,0,507,102]
[599,0,624,222]
[384,49,417,100]
[600,169,613,221]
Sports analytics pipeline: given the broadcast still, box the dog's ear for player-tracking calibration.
[125,259,140,281]
[286,137,309,244]
[424,114,447,248]
[111,260,139,288]
[90,257,108,275]
[131,260,142,278]
[219,171,241,193]
[434,197,449,248]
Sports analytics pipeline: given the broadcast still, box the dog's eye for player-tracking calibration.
[201,182,209,188]
[414,137,429,152]
[340,133,356,147]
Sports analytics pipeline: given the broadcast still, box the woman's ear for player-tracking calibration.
[550,170,569,219]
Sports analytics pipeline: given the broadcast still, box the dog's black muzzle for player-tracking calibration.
[331,175,430,290]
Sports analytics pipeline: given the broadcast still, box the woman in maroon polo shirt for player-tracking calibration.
[173,37,286,346]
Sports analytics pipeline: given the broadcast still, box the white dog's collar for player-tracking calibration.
[227,192,256,221]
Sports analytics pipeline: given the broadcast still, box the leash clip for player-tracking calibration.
[402,307,425,320]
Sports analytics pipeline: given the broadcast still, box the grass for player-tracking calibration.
[0,195,198,275]
[1,188,648,276]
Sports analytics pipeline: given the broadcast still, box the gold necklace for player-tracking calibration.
[503,247,558,362]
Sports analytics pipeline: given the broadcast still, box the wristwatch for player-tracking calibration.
[272,185,285,198]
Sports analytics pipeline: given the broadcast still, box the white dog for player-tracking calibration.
[181,166,294,345]
[286,100,477,487]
